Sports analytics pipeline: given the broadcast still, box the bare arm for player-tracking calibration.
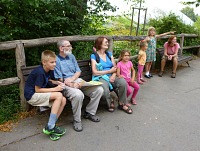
[70,72,81,81]
[116,67,121,77]
[138,53,142,60]
[164,47,168,56]
[111,55,116,67]
[144,36,150,42]
[172,46,179,57]
[49,79,64,85]
[131,66,136,80]
[35,85,63,93]
[156,31,175,38]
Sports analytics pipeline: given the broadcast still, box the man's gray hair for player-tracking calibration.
[57,39,67,49]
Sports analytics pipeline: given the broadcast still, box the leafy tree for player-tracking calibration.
[181,6,198,22]
[0,0,117,123]
[147,13,198,47]
[182,0,200,7]
[194,16,200,34]
[0,0,117,69]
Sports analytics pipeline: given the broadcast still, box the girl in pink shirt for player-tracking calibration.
[117,50,140,105]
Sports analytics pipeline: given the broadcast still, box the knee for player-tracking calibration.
[173,58,178,62]
[55,92,63,99]
[101,85,109,95]
[103,88,110,96]
[73,90,84,101]
[76,94,84,101]
[118,78,127,88]
[135,85,140,91]
[127,88,132,94]
[97,86,104,94]
[62,97,67,106]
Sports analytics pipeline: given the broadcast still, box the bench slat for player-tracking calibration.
[21,60,92,82]
[156,48,192,66]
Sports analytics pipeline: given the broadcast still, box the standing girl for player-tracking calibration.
[117,50,140,105]
[137,40,148,84]
[144,27,175,78]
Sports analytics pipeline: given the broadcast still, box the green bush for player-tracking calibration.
[0,85,21,124]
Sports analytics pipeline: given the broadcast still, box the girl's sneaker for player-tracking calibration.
[149,73,153,77]
[140,78,147,82]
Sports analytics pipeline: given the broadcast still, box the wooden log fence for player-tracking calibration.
[0,34,199,110]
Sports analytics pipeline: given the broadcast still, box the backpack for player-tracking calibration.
[92,51,118,93]
[92,51,111,63]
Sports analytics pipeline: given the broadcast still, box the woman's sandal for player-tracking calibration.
[108,100,115,112]
[118,104,133,114]
[171,72,176,78]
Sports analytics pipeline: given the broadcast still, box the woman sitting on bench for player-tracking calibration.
[158,35,180,78]
[91,36,133,114]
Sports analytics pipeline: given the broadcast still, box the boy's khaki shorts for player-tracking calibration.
[27,93,52,107]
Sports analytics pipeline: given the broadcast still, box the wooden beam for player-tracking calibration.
[15,43,29,111]
[183,45,200,50]
[180,33,184,55]
[108,38,114,53]
[0,77,20,86]
[0,35,198,51]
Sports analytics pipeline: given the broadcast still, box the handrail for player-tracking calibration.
[0,34,198,51]
[0,34,199,110]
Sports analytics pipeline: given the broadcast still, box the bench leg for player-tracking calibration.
[186,61,190,67]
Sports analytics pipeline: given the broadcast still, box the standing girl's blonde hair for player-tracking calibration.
[147,27,156,36]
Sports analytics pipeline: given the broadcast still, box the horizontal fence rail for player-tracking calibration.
[0,34,199,110]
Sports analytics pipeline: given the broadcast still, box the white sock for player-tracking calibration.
[145,71,149,75]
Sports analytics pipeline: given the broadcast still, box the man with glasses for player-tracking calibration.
[54,39,103,132]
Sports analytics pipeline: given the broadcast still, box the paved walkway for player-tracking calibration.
[1,58,200,151]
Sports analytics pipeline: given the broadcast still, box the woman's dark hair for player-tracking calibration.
[94,36,109,50]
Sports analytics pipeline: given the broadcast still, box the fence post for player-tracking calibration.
[197,47,200,57]
[15,42,29,111]
[180,33,184,55]
[109,38,114,53]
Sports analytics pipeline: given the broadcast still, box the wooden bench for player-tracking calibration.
[156,48,193,67]
[21,59,92,111]
[21,59,92,82]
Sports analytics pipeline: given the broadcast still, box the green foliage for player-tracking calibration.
[181,6,198,22]
[0,0,117,123]
[194,16,200,34]
[105,15,137,36]
[0,85,21,124]
[71,41,94,60]
[147,13,199,47]
[0,0,117,68]
[113,41,139,69]
[182,0,200,7]
[148,13,196,34]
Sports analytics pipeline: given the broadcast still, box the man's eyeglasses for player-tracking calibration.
[62,45,72,47]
